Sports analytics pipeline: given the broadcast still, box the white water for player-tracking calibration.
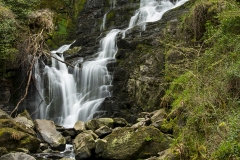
[100,0,117,31]
[100,13,107,31]
[35,0,188,127]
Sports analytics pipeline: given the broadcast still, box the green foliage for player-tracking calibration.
[1,0,39,20]
[74,0,87,19]
[145,135,153,142]
[0,3,18,76]
[162,0,240,159]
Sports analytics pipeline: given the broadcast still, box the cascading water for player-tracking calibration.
[35,0,188,127]
[100,0,117,31]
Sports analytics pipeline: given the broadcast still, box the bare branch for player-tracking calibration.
[44,51,81,69]
[10,57,35,116]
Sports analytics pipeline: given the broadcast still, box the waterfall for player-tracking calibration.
[35,0,188,127]
[100,0,117,31]
[100,13,107,31]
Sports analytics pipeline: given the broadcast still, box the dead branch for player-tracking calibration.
[43,51,81,69]
[10,56,35,116]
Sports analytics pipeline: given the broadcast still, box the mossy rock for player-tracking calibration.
[102,126,172,160]
[0,119,36,136]
[0,128,40,153]
[0,109,11,120]
[85,118,114,131]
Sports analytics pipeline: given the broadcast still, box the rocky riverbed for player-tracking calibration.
[0,108,181,160]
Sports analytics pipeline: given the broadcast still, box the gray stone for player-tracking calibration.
[14,116,34,129]
[151,109,167,123]
[34,119,66,151]
[95,139,107,157]
[95,125,112,137]
[73,130,98,160]
[85,118,113,131]
[73,121,86,134]
[0,152,36,160]
[113,118,129,127]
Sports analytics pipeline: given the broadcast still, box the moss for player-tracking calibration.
[36,0,82,48]
[107,11,115,20]
[58,137,66,144]
[74,0,87,19]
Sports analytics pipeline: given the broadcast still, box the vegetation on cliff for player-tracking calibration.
[0,0,83,78]
[161,0,240,159]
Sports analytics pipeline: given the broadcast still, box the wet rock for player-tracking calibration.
[73,121,86,134]
[0,127,40,152]
[0,152,36,160]
[95,125,112,138]
[102,126,172,160]
[34,119,66,151]
[73,130,98,160]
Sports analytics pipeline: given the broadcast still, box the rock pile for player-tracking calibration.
[0,108,180,160]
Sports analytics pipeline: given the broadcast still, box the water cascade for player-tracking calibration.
[100,0,117,31]
[35,0,188,127]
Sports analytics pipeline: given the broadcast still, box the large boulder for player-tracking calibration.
[73,130,98,160]
[34,119,66,151]
[0,127,40,153]
[0,119,36,136]
[0,152,36,160]
[101,126,172,160]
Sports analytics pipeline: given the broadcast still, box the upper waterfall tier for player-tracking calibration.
[35,0,189,127]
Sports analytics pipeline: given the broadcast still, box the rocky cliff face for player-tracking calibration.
[65,1,191,122]
[0,0,190,121]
